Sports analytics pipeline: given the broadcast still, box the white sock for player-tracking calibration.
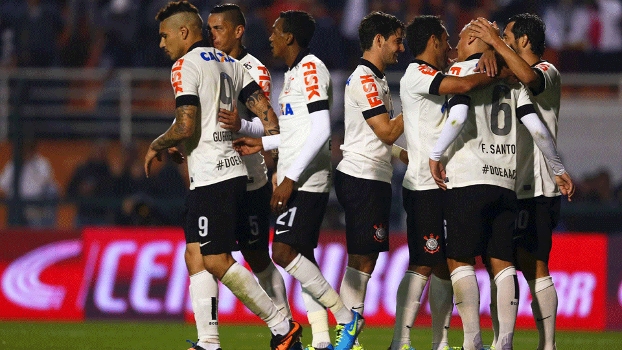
[284,254,352,324]
[220,262,288,335]
[339,266,371,316]
[490,278,499,346]
[493,266,518,350]
[391,271,428,350]
[255,262,292,319]
[302,288,331,347]
[430,274,453,350]
[528,276,557,350]
[451,266,482,350]
[189,271,219,346]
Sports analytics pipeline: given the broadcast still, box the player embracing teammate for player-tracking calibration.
[145,2,574,349]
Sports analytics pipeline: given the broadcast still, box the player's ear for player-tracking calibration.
[234,25,245,40]
[285,32,294,46]
[429,35,438,50]
[519,34,529,50]
[374,33,383,48]
[180,25,189,40]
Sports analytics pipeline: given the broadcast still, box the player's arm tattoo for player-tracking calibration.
[151,105,197,151]
[245,89,280,161]
[245,89,280,136]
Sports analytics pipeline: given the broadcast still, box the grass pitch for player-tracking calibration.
[0,321,620,349]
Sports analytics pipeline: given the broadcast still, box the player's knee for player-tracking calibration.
[184,243,205,274]
[271,243,298,268]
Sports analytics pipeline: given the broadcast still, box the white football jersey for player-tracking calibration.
[400,60,449,191]
[515,61,561,199]
[337,60,395,183]
[237,50,271,191]
[171,44,255,190]
[277,51,332,193]
[444,54,534,191]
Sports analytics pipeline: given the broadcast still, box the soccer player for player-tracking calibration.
[208,0,294,328]
[144,2,300,350]
[469,14,575,350]
[334,11,404,350]
[390,15,497,350]
[428,24,574,350]
[234,10,362,350]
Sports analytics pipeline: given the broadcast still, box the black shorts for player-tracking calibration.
[515,195,561,262]
[184,176,248,255]
[444,185,517,262]
[237,182,272,251]
[403,187,446,266]
[334,170,391,255]
[273,190,329,250]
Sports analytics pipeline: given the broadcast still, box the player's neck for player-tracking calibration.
[520,51,540,66]
[362,52,385,73]
[228,45,244,60]
[416,51,440,70]
[284,44,304,68]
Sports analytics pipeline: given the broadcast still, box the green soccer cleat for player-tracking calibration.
[334,311,364,350]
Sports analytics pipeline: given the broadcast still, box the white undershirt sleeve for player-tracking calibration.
[261,135,281,151]
[239,117,265,137]
[520,112,566,175]
[429,103,469,161]
[284,109,330,182]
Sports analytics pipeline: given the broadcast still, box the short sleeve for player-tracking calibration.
[409,64,446,96]
[170,57,199,98]
[532,62,559,96]
[301,59,331,106]
[516,84,536,118]
[349,73,387,120]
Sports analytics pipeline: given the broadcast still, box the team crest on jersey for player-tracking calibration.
[424,233,440,254]
[373,224,387,242]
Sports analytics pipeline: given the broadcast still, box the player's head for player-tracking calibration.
[208,4,246,55]
[456,23,490,62]
[156,1,203,61]
[358,12,405,65]
[406,15,451,69]
[505,13,546,56]
[270,10,315,58]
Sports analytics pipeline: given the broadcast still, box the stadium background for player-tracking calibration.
[1,0,622,346]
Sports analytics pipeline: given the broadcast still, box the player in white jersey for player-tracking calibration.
[165,4,294,350]
[390,16,500,350]
[143,3,300,350]
[234,11,362,350]
[428,24,573,350]
[334,11,405,350]
[469,14,575,350]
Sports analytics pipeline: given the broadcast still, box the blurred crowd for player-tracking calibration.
[0,0,621,71]
[2,137,622,231]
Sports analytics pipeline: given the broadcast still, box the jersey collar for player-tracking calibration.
[238,46,249,61]
[412,58,440,71]
[360,58,384,79]
[187,39,210,53]
[289,48,310,70]
[465,53,483,61]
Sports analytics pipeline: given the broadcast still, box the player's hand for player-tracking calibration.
[271,177,294,214]
[233,137,264,155]
[429,158,447,190]
[218,106,241,131]
[144,147,162,178]
[475,48,498,77]
[167,147,185,164]
[470,18,501,45]
[555,172,575,201]
[399,149,409,165]
[271,172,278,191]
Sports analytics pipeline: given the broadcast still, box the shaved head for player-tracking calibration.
[156,1,203,34]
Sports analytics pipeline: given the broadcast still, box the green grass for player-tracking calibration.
[0,322,620,349]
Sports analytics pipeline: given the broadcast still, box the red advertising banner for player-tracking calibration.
[0,229,83,320]
[607,234,622,329]
[0,228,609,331]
